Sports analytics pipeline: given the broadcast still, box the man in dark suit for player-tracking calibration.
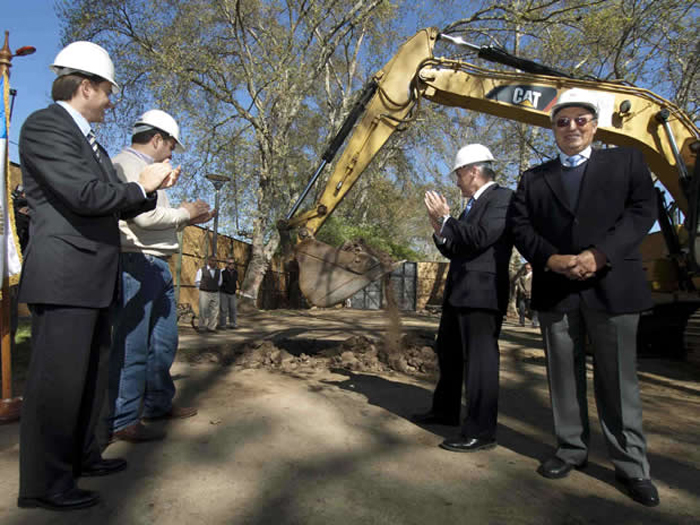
[416,144,513,453]
[17,41,178,511]
[509,88,659,506]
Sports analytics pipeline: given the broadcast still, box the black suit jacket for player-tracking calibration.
[509,147,656,314]
[18,103,157,308]
[436,184,513,313]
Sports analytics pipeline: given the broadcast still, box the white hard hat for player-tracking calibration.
[550,88,599,120]
[133,109,185,152]
[451,143,495,174]
[50,41,119,95]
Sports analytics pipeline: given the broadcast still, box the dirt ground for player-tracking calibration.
[0,308,698,524]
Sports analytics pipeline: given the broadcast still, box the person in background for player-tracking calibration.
[514,262,538,327]
[219,257,239,329]
[11,184,31,255]
[195,255,222,332]
[10,184,31,341]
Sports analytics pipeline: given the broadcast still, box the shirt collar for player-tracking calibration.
[56,101,91,137]
[124,146,155,164]
[472,180,496,201]
[559,146,592,166]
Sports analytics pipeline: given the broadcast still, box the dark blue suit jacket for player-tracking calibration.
[509,147,656,314]
[18,103,157,308]
[436,183,513,313]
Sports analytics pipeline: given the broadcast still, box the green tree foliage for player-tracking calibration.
[316,216,421,261]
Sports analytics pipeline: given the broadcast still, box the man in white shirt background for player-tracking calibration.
[196,255,223,332]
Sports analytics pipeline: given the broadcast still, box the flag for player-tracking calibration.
[0,70,22,287]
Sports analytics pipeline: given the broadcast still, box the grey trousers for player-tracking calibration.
[219,292,237,327]
[198,290,220,330]
[539,303,650,479]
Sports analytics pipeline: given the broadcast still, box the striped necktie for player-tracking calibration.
[87,130,101,161]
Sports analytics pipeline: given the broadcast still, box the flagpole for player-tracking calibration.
[0,32,34,423]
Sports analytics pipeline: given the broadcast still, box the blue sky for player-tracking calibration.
[3,0,62,163]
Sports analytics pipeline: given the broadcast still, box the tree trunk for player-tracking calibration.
[239,217,281,310]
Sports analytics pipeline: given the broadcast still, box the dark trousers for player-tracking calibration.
[19,305,110,498]
[432,304,502,439]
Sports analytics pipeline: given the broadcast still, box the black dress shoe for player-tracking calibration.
[18,487,100,511]
[439,436,496,453]
[537,456,587,479]
[410,411,459,426]
[616,475,660,507]
[80,457,127,477]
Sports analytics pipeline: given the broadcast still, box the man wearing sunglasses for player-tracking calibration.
[509,88,659,506]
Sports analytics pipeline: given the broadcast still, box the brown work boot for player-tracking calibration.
[112,422,166,443]
[142,405,198,421]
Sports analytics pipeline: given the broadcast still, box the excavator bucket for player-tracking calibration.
[295,239,400,307]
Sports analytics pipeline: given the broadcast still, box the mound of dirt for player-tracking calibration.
[186,329,438,377]
[318,335,384,373]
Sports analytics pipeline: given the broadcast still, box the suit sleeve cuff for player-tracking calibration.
[134,182,148,199]
[433,233,446,245]
[439,215,451,236]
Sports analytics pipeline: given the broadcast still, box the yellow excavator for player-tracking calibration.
[280,27,700,357]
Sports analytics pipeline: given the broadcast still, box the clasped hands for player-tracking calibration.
[424,190,450,235]
[547,249,607,281]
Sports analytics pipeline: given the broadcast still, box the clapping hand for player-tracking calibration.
[183,201,217,225]
[138,160,181,192]
[424,190,450,235]
[158,162,181,190]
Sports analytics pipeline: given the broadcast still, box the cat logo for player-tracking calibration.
[512,87,542,107]
[486,85,557,112]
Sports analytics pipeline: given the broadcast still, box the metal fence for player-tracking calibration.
[349,262,417,311]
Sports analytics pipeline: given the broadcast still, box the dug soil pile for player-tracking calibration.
[186,331,439,377]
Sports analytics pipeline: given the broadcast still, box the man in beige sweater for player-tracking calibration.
[107,110,215,443]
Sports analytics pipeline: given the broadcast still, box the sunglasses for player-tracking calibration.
[555,116,596,128]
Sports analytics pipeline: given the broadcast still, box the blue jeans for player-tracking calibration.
[108,253,178,432]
